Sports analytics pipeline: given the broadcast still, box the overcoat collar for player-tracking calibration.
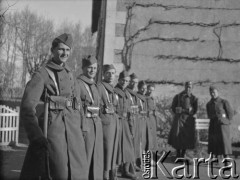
[46,59,71,72]
[114,84,126,98]
[136,92,146,102]
[211,96,221,103]
[126,88,136,96]
[180,90,192,98]
[78,74,95,85]
[102,81,114,93]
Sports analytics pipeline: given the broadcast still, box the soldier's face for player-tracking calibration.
[210,89,218,99]
[103,69,116,84]
[83,63,98,79]
[146,86,155,96]
[139,84,147,95]
[118,77,130,89]
[128,78,138,90]
[52,43,71,64]
[185,85,192,95]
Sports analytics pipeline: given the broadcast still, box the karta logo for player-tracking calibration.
[142,151,239,179]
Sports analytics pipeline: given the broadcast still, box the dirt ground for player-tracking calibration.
[1,141,240,180]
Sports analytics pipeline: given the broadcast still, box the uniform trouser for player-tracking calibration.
[149,115,157,151]
[133,116,141,159]
[141,116,152,151]
[84,117,104,180]
[102,116,119,172]
[116,117,135,164]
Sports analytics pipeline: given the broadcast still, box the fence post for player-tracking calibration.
[16,106,20,146]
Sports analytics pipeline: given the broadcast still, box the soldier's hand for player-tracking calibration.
[31,136,49,155]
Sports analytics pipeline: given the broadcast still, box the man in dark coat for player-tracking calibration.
[114,71,138,180]
[98,64,119,180]
[168,81,198,159]
[126,73,142,171]
[77,55,104,180]
[206,86,233,162]
[20,33,88,180]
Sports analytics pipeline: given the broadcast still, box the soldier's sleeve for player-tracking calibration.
[20,72,45,142]
[76,80,89,132]
[97,84,104,107]
[206,102,211,119]
[171,95,178,114]
[223,99,234,120]
[192,96,198,115]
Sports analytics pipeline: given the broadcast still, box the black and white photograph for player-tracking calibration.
[1,0,240,179]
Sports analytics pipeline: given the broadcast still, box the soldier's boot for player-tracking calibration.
[110,169,118,180]
[123,162,138,180]
[135,158,142,171]
[104,170,110,180]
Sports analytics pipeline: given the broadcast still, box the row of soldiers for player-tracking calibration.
[19,33,160,180]
[19,33,235,180]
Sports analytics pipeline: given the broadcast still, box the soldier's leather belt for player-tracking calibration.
[49,96,76,110]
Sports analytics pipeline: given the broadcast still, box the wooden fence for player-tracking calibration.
[0,105,20,146]
[195,118,210,145]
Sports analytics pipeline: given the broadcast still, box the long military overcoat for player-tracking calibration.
[206,97,233,155]
[168,91,198,149]
[20,60,88,180]
[98,82,119,172]
[135,92,152,151]
[77,75,104,180]
[126,88,141,159]
[146,96,158,152]
[114,85,135,164]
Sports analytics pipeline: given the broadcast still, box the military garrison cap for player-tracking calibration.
[185,81,193,87]
[103,64,115,73]
[130,73,138,79]
[119,70,129,79]
[82,55,98,68]
[209,85,218,91]
[54,33,73,48]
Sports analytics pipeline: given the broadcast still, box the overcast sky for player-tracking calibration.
[5,0,92,29]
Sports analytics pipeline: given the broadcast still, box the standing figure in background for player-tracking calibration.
[168,81,198,160]
[145,84,158,153]
[77,55,103,180]
[20,33,88,180]
[136,81,152,152]
[206,86,233,165]
[98,64,119,180]
[114,71,138,180]
[126,73,141,171]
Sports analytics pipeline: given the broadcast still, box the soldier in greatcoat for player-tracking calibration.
[126,73,142,171]
[77,56,104,180]
[206,86,233,162]
[114,71,138,180]
[98,64,119,180]
[20,33,88,180]
[168,81,198,159]
[145,84,158,152]
[136,81,152,152]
